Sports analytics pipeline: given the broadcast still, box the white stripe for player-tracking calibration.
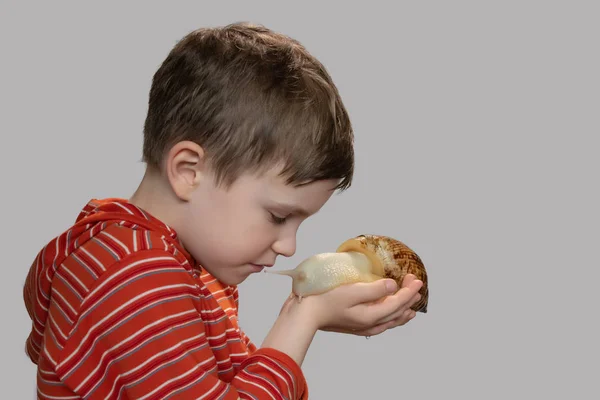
[34,313,45,327]
[83,257,175,305]
[51,286,77,316]
[36,294,49,312]
[42,345,57,366]
[61,282,197,374]
[160,375,222,400]
[77,266,190,328]
[48,322,65,350]
[50,298,74,325]
[78,310,202,393]
[238,389,258,400]
[258,361,293,399]
[104,334,210,399]
[199,307,222,314]
[81,247,106,272]
[243,370,283,399]
[197,381,223,400]
[72,253,98,279]
[133,230,138,252]
[37,388,80,400]
[48,309,68,341]
[32,323,44,337]
[91,235,120,260]
[235,376,276,400]
[137,208,151,220]
[37,367,62,385]
[45,237,60,283]
[100,231,131,255]
[65,230,71,257]
[136,363,216,400]
[59,267,86,299]
[37,248,45,275]
[112,202,135,215]
[39,367,58,376]
[207,332,226,341]
[28,346,40,360]
[244,359,295,399]
[37,253,50,300]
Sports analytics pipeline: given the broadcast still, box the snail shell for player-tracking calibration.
[267,234,429,313]
[337,235,429,313]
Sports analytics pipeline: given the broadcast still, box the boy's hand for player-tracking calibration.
[302,274,423,337]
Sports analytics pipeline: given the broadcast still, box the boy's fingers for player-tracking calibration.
[354,311,414,337]
[377,296,420,324]
[334,307,417,337]
[345,279,398,305]
[364,279,423,323]
[401,274,417,287]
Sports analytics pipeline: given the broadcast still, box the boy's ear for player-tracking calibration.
[165,140,207,201]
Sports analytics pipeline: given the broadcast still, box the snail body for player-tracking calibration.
[267,234,429,313]
[268,251,382,296]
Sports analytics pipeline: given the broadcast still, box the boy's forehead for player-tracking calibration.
[230,165,340,208]
[265,174,338,207]
[266,170,339,194]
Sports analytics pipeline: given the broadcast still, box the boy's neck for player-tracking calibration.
[129,168,183,231]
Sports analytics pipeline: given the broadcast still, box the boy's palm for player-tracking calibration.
[301,274,423,337]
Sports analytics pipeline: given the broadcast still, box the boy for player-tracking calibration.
[23,22,423,399]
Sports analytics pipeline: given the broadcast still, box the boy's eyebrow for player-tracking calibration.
[272,202,311,217]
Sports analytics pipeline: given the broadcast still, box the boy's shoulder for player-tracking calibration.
[23,198,201,364]
[40,198,192,277]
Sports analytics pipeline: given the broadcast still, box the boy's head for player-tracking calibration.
[135,22,355,285]
[142,21,353,191]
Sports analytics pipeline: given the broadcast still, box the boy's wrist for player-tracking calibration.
[261,295,319,367]
[280,294,324,331]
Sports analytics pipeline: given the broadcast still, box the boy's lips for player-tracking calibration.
[251,263,273,269]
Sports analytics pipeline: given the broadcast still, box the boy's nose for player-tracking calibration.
[272,235,296,258]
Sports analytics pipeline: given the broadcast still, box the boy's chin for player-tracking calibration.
[205,264,262,286]
[216,268,255,286]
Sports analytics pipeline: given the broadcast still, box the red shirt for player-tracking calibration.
[23,198,308,399]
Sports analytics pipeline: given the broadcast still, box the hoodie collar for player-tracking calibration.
[75,197,192,261]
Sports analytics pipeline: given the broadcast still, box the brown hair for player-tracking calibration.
[142,22,354,190]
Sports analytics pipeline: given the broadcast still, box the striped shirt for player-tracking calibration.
[23,198,308,399]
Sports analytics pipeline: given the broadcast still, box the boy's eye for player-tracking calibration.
[269,212,287,225]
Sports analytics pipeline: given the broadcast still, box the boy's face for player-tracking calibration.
[175,160,339,286]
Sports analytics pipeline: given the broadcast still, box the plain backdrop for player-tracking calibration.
[1,1,598,398]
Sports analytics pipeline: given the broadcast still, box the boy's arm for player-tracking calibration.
[261,295,318,367]
[56,251,312,400]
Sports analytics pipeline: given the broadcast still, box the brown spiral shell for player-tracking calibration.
[337,234,429,313]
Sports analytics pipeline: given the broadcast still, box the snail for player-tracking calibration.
[266,234,429,313]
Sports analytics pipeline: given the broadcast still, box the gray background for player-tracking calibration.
[1,1,598,398]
